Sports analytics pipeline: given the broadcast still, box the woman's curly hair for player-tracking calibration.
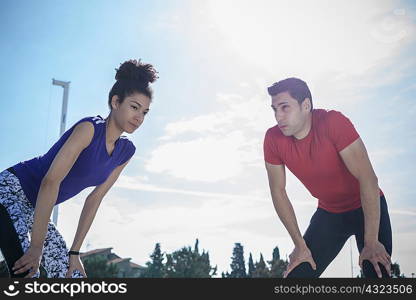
[108,59,158,110]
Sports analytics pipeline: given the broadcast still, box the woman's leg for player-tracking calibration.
[40,221,83,278]
[0,170,38,278]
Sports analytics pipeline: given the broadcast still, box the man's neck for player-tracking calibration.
[293,113,312,140]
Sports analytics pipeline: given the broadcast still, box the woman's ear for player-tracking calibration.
[111,95,120,110]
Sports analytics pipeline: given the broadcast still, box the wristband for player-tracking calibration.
[68,250,80,256]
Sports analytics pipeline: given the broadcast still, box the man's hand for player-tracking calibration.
[283,243,317,278]
[359,241,391,278]
[12,246,42,278]
[66,255,87,278]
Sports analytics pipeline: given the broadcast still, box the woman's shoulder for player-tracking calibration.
[65,115,106,143]
[118,135,136,149]
[116,136,136,165]
[79,115,106,125]
[72,115,106,132]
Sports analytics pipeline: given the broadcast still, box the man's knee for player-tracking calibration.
[362,260,391,278]
[286,262,320,278]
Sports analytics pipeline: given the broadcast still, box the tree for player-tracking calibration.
[268,246,288,278]
[83,256,119,278]
[141,243,165,278]
[391,262,405,278]
[252,254,270,278]
[221,271,230,278]
[272,247,280,261]
[163,239,216,278]
[227,243,247,278]
[248,253,255,278]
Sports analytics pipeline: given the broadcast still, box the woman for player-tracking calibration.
[0,59,158,278]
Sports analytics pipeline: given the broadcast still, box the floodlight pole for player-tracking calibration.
[51,78,70,226]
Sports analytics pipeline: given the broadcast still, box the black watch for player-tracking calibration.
[68,250,80,256]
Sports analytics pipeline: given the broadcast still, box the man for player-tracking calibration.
[263,78,392,278]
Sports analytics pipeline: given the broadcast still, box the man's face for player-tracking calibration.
[271,91,310,137]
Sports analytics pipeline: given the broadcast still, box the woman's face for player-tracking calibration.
[111,92,151,134]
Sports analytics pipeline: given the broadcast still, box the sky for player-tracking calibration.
[0,0,415,277]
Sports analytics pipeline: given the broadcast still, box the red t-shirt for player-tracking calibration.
[264,109,382,213]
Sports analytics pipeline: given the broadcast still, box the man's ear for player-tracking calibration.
[111,95,120,110]
[303,98,311,111]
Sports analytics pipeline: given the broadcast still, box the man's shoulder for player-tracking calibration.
[265,124,285,139]
[313,109,349,125]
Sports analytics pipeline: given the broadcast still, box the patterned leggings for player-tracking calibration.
[0,169,83,278]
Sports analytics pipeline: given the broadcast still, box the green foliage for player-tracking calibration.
[248,253,255,277]
[268,247,288,278]
[141,239,217,278]
[391,262,405,278]
[272,247,280,261]
[83,256,119,278]
[141,243,165,278]
[227,243,247,278]
[244,247,288,278]
[252,253,270,278]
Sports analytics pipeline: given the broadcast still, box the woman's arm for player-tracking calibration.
[13,121,94,277]
[69,159,130,252]
[64,159,130,278]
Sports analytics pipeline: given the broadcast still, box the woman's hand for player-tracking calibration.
[12,246,43,278]
[66,255,87,278]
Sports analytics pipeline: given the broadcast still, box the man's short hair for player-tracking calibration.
[267,77,313,111]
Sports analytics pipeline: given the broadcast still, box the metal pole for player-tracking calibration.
[51,79,70,226]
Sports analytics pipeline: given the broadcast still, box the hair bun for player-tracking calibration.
[115,59,158,85]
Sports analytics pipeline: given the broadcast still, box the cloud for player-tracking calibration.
[390,209,416,217]
[145,92,273,182]
[204,0,415,78]
[161,94,272,138]
[114,174,264,200]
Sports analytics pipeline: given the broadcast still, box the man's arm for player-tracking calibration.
[265,162,316,276]
[265,163,304,246]
[339,137,391,277]
[339,138,380,243]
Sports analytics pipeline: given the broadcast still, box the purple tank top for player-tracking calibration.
[12,115,136,207]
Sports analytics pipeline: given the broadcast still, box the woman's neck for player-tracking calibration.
[105,116,123,144]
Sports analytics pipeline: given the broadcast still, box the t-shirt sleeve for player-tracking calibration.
[263,128,283,165]
[327,111,360,152]
[75,116,108,136]
[61,116,99,146]
[119,141,136,166]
